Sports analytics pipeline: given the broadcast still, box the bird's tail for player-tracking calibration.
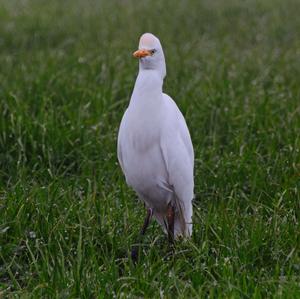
[173,195,193,238]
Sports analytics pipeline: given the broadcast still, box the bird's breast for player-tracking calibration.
[120,124,167,186]
[122,140,171,210]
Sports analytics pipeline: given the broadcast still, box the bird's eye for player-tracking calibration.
[150,49,156,55]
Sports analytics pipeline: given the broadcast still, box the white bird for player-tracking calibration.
[117,33,194,250]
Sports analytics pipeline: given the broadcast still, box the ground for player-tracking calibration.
[0,0,300,297]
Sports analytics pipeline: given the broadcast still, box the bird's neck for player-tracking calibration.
[130,70,164,107]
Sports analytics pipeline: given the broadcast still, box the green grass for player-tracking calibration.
[1,0,300,297]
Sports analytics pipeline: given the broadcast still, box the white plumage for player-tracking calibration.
[117,33,194,238]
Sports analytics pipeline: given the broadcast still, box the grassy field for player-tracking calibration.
[1,0,300,297]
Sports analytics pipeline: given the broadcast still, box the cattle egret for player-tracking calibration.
[117,33,194,258]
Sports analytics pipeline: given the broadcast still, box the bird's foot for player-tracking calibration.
[131,246,139,264]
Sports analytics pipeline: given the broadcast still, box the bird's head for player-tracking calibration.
[133,33,166,79]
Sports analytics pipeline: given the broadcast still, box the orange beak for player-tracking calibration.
[133,49,152,58]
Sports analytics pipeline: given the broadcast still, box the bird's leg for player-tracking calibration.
[131,208,153,263]
[140,208,153,236]
[167,203,175,243]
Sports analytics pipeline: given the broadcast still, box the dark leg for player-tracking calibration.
[140,208,153,235]
[131,208,153,263]
[167,203,175,243]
